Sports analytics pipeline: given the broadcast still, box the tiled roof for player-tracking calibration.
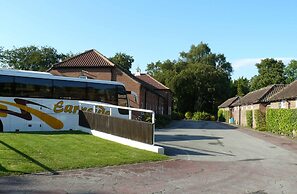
[218,96,239,108]
[233,84,286,106]
[269,80,297,101]
[135,73,169,90]
[51,49,115,68]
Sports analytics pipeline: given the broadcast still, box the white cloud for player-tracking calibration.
[231,57,295,70]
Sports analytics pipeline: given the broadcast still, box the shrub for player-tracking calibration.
[266,109,297,136]
[218,109,225,121]
[155,114,171,128]
[185,111,193,120]
[254,110,266,131]
[210,115,216,121]
[171,111,184,120]
[217,109,230,122]
[246,110,253,128]
[192,111,213,121]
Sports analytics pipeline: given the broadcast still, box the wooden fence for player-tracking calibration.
[79,111,154,144]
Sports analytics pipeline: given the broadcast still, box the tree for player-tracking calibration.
[146,42,232,115]
[109,52,134,72]
[231,77,250,97]
[250,58,285,91]
[285,59,297,83]
[0,45,67,71]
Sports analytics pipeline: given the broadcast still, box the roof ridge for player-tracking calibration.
[52,49,93,67]
[92,49,115,67]
[143,73,169,90]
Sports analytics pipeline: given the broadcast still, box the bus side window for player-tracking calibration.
[0,75,14,97]
[53,80,86,100]
[15,77,52,98]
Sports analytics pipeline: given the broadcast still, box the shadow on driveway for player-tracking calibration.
[155,134,222,142]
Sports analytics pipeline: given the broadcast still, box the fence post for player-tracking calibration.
[129,110,132,120]
[93,105,96,113]
[152,111,155,145]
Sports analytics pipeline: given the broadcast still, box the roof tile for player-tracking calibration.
[135,73,169,90]
[52,49,115,68]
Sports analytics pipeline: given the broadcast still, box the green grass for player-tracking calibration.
[0,131,168,176]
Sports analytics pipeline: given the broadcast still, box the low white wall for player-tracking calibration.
[79,127,164,154]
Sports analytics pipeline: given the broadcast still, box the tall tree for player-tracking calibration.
[231,77,249,97]
[285,59,297,83]
[146,42,232,115]
[109,52,134,72]
[0,45,67,71]
[250,58,285,91]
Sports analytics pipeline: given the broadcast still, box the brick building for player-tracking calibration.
[48,49,172,115]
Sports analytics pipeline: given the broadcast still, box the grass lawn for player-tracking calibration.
[0,131,168,176]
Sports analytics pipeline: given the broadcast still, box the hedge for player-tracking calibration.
[192,111,215,121]
[218,109,230,122]
[246,110,253,128]
[254,110,266,131]
[266,109,297,136]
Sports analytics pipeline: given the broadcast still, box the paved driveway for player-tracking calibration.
[1,120,297,193]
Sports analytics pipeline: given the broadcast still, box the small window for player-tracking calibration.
[15,77,52,98]
[280,100,286,109]
[53,80,86,100]
[0,75,14,96]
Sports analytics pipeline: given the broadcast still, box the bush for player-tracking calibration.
[254,110,266,131]
[218,109,225,121]
[155,114,171,128]
[217,109,230,122]
[185,111,193,120]
[266,109,297,136]
[171,111,184,120]
[192,111,213,121]
[246,110,253,128]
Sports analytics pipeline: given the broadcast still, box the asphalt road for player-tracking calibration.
[1,120,297,193]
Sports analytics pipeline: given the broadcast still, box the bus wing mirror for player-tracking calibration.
[127,91,138,103]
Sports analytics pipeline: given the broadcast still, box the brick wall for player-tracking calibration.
[50,67,112,80]
[50,66,169,115]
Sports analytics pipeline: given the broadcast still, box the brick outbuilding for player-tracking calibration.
[48,49,172,115]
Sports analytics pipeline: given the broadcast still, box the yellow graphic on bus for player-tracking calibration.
[0,100,64,130]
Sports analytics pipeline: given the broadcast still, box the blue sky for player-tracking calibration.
[0,0,297,79]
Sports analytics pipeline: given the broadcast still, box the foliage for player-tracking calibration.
[0,45,72,71]
[185,111,193,119]
[146,42,232,115]
[192,111,214,121]
[0,131,168,176]
[109,52,134,72]
[246,110,253,128]
[266,109,297,136]
[285,59,297,84]
[250,58,285,91]
[155,114,172,128]
[254,110,266,131]
[171,111,184,120]
[217,109,230,122]
[231,77,250,97]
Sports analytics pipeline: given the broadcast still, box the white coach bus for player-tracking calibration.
[0,69,130,132]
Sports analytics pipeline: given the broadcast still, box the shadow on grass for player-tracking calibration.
[0,140,58,175]
[0,164,24,175]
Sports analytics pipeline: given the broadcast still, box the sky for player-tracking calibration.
[0,0,297,79]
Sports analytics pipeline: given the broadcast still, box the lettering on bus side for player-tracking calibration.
[53,101,110,115]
